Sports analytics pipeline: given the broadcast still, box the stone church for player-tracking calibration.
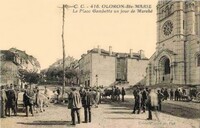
[146,1,200,86]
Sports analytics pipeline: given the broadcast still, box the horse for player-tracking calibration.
[34,92,50,113]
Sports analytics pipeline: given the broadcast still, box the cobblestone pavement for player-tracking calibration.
[1,94,200,128]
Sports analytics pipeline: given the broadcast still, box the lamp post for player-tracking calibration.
[96,74,98,87]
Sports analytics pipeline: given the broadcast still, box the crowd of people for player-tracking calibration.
[67,86,102,125]
[152,88,196,101]
[131,87,165,120]
[0,84,19,118]
[102,86,126,102]
[1,83,199,123]
[0,84,49,118]
[131,87,198,120]
[109,86,126,102]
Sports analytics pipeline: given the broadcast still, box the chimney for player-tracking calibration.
[130,49,133,58]
[109,46,112,56]
[97,45,101,54]
[139,50,145,59]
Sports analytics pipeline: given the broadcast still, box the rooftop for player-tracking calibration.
[81,47,149,60]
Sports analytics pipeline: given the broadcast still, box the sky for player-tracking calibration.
[0,0,157,69]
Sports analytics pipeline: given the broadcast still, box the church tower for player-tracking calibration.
[146,1,200,86]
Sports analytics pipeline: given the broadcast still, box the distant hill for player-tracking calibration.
[49,56,77,69]
[9,47,40,68]
[5,47,41,73]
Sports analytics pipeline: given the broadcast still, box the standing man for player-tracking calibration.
[116,87,121,102]
[99,86,104,103]
[14,84,19,112]
[1,85,7,118]
[170,89,174,100]
[132,88,138,113]
[95,88,100,105]
[178,89,182,101]
[175,89,179,101]
[6,85,17,116]
[56,87,61,103]
[68,87,82,125]
[82,87,93,123]
[111,86,115,101]
[44,86,48,95]
[132,89,142,114]
[141,88,147,113]
[23,84,35,117]
[147,89,158,120]
[79,87,85,104]
[163,89,169,100]
[146,89,152,120]
[157,90,164,111]
[121,87,126,102]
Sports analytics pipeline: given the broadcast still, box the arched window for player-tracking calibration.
[197,54,200,67]
[164,58,170,74]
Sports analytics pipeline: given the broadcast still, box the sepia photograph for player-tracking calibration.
[0,0,200,128]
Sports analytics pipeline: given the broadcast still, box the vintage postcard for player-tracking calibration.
[0,0,200,128]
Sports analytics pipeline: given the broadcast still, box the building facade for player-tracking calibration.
[0,51,19,85]
[0,48,41,86]
[146,1,200,86]
[79,46,149,87]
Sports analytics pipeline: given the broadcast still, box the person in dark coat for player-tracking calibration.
[79,87,85,104]
[5,85,17,116]
[56,87,61,103]
[157,90,164,111]
[146,89,152,120]
[170,89,174,100]
[121,87,126,102]
[23,85,35,117]
[116,87,121,101]
[132,88,138,113]
[141,89,147,113]
[111,86,116,101]
[163,89,169,100]
[178,89,182,101]
[14,84,19,113]
[1,85,7,118]
[82,87,94,123]
[68,87,82,125]
[175,89,179,101]
[132,89,142,114]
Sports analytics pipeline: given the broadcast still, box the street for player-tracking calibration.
[1,93,200,128]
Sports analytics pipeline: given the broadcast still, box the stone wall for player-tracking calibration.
[91,53,116,87]
[127,59,148,85]
[1,61,18,85]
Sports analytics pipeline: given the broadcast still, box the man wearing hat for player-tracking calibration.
[82,87,94,123]
[68,87,82,125]
[157,90,164,111]
[5,84,17,116]
[1,85,7,118]
[14,84,19,112]
[23,84,35,117]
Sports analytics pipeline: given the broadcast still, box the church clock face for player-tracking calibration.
[163,20,173,36]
